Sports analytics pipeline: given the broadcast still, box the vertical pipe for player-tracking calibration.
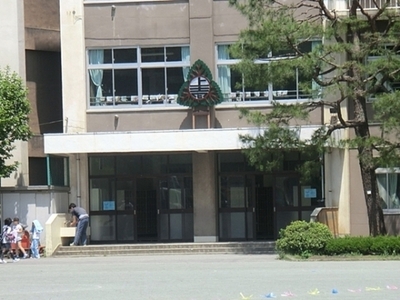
[46,155,51,186]
[76,154,81,207]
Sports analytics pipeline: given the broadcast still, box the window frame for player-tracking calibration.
[87,45,190,109]
[215,42,320,105]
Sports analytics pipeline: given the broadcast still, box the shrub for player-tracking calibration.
[324,236,373,255]
[325,236,400,256]
[276,220,333,257]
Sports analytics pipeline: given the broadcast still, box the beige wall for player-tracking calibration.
[60,0,87,134]
[348,149,369,236]
[87,106,323,132]
[193,151,217,242]
[0,0,29,187]
[24,0,60,51]
[84,2,189,48]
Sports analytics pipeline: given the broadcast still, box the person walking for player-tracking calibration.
[30,220,43,259]
[69,203,89,246]
[13,217,29,258]
[1,218,19,263]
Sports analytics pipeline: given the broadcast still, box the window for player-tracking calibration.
[367,54,400,102]
[216,42,320,103]
[87,46,190,107]
[376,168,400,209]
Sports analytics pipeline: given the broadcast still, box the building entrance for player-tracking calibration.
[218,152,324,241]
[89,155,193,244]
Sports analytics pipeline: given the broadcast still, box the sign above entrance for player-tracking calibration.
[177,59,223,108]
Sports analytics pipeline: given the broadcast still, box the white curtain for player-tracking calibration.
[217,45,231,101]
[89,50,104,105]
[377,174,388,209]
[181,46,190,81]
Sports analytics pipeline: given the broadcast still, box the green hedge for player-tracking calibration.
[325,236,400,256]
[276,220,333,257]
[276,221,400,257]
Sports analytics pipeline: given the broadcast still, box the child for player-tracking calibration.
[1,218,19,263]
[13,217,28,259]
[30,220,43,259]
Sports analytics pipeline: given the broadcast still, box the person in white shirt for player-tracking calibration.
[13,217,28,259]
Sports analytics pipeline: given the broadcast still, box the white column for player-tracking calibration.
[60,0,87,134]
[0,0,29,187]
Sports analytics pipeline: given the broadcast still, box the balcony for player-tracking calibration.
[328,0,400,12]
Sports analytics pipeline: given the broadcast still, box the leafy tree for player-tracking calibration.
[229,0,400,236]
[0,67,31,178]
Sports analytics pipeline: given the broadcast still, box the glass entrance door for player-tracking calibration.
[254,175,274,240]
[219,175,254,240]
[275,176,300,237]
[159,176,194,242]
[136,178,158,242]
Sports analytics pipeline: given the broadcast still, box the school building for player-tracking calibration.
[1,0,400,247]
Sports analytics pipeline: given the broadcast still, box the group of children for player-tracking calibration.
[1,217,43,263]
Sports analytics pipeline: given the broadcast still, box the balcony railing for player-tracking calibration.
[328,0,400,11]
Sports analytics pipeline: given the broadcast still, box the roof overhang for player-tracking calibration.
[44,126,322,154]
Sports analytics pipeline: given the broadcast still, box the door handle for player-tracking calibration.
[134,210,136,215]
[157,209,160,215]
[253,207,255,213]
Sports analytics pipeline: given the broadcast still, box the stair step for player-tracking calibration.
[53,242,276,257]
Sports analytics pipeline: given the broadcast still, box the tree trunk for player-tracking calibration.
[354,125,387,236]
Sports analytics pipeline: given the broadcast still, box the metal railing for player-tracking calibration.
[329,0,400,11]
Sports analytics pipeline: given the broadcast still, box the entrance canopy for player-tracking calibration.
[44,126,321,154]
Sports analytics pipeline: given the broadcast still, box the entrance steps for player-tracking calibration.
[53,241,276,257]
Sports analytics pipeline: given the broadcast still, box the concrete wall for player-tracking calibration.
[24,0,60,51]
[60,0,87,134]
[348,149,369,236]
[1,188,70,246]
[193,152,217,242]
[84,2,189,48]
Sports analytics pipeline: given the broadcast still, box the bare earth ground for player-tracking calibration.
[1,254,399,300]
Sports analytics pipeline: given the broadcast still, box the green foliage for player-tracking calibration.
[0,67,31,177]
[229,0,400,236]
[177,59,223,108]
[325,236,400,256]
[276,221,333,257]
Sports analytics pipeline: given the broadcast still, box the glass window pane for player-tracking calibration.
[89,69,112,106]
[170,213,183,239]
[88,49,112,64]
[166,47,183,62]
[219,153,244,172]
[276,211,298,233]
[142,68,165,104]
[168,154,192,173]
[169,176,182,209]
[114,48,137,63]
[167,67,185,95]
[89,156,115,176]
[219,212,246,239]
[141,47,164,62]
[116,156,141,175]
[90,215,116,241]
[116,180,134,211]
[160,213,169,240]
[219,176,245,208]
[114,69,138,100]
[142,155,167,174]
[275,177,299,207]
[103,49,112,64]
[90,178,114,211]
[183,177,193,209]
[117,215,134,241]
[160,179,169,209]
